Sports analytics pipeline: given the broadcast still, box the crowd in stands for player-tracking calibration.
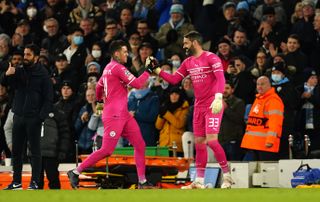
[1,0,320,165]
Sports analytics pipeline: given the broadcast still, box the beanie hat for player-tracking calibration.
[304,69,318,81]
[60,80,75,91]
[170,4,184,15]
[222,1,236,12]
[272,62,287,75]
[236,1,249,11]
[87,61,101,73]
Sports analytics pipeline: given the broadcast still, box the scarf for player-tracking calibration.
[302,83,315,129]
[169,18,185,30]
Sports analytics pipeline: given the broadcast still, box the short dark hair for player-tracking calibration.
[137,19,148,25]
[109,40,128,56]
[105,18,118,27]
[25,44,40,56]
[225,80,235,88]
[69,26,84,35]
[288,34,300,43]
[184,31,203,45]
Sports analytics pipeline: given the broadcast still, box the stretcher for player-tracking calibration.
[78,155,192,189]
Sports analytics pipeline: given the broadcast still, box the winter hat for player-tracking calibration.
[170,4,184,15]
[222,1,236,12]
[272,62,287,75]
[304,69,318,81]
[236,1,249,11]
[60,80,75,91]
[301,0,315,9]
[170,86,182,95]
[55,53,67,61]
[87,61,101,74]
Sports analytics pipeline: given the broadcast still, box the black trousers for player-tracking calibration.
[39,157,61,189]
[12,115,42,184]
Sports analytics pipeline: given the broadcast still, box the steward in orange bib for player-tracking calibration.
[241,76,284,153]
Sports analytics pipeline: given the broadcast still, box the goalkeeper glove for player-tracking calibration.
[145,56,158,74]
[210,93,223,114]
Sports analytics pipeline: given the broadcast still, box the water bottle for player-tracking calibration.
[172,141,177,157]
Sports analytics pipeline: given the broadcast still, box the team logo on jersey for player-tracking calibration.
[109,131,116,137]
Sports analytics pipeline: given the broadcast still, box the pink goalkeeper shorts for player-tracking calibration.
[193,106,224,137]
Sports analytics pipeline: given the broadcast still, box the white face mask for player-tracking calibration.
[27,8,37,18]
[91,50,102,58]
[271,74,282,83]
[172,60,181,68]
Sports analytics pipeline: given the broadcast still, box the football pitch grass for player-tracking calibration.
[1,189,320,202]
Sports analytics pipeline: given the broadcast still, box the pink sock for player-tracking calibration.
[207,140,229,173]
[125,128,147,183]
[133,142,146,182]
[195,143,207,178]
[77,138,119,173]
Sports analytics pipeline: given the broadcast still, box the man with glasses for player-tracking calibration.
[101,19,124,55]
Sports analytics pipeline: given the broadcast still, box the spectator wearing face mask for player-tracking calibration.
[85,42,108,72]
[169,53,182,73]
[24,2,44,43]
[63,27,87,83]
[270,61,300,159]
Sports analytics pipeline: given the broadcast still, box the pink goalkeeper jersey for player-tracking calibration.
[159,51,225,106]
[96,60,149,118]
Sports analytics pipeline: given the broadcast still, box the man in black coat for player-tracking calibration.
[270,62,300,159]
[39,108,71,189]
[1,44,53,190]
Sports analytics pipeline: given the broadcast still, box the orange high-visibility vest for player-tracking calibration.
[241,88,284,153]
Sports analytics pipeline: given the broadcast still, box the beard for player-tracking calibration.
[184,45,195,56]
[23,59,33,68]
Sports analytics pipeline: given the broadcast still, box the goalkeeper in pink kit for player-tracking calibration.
[153,31,233,189]
[67,40,155,189]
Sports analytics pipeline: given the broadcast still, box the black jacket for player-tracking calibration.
[40,108,71,158]
[1,63,53,121]
[272,80,300,135]
[219,95,246,144]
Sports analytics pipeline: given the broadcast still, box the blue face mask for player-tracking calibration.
[73,36,83,45]
[271,74,282,82]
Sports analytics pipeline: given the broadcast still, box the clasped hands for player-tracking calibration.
[145,56,160,74]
